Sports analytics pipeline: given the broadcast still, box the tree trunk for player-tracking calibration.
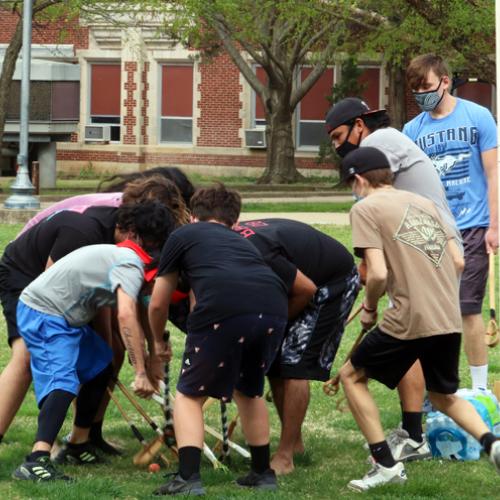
[258,103,304,184]
[0,14,23,152]
[386,62,407,131]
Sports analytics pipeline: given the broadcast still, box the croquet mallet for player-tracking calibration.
[486,252,500,348]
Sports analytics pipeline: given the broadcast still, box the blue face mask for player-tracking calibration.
[413,78,444,112]
[352,193,364,202]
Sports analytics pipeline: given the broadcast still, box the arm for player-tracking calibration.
[447,239,465,277]
[360,248,388,330]
[116,287,154,398]
[149,272,179,354]
[482,148,498,253]
[287,270,317,320]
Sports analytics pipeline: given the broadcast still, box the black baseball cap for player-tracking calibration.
[337,147,391,186]
[325,97,386,133]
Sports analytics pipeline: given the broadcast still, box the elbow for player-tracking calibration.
[367,268,387,285]
[117,307,136,326]
[455,256,465,274]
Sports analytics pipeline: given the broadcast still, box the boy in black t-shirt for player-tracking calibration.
[149,185,288,496]
[233,219,359,474]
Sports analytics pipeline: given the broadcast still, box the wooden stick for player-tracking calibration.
[486,253,500,347]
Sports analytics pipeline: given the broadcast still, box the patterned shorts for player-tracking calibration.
[267,265,360,381]
[177,313,287,400]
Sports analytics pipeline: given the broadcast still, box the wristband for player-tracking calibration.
[362,303,377,313]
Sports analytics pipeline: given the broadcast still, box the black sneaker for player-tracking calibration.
[236,468,277,490]
[153,473,205,496]
[53,441,105,465]
[89,435,122,456]
[12,455,72,482]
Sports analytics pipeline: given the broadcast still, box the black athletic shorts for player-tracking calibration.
[350,327,461,394]
[177,313,287,401]
[0,259,31,345]
[460,227,488,315]
[267,266,360,381]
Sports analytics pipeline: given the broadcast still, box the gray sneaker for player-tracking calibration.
[236,469,277,490]
[490,440,500,474]
[12,455,72,482]
[153,473,205,496]
[387,428,432,462]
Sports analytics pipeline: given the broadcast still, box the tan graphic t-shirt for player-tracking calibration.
[350,189,462,340]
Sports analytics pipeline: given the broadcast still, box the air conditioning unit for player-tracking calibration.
[244,128,266,148]
[84,125,111,143]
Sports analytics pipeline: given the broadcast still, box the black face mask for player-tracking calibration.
[335,122,362,158]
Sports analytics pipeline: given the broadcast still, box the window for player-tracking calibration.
[161,65,193,143]
[358,66,381,110]
[252,66,267,128]
[297,67,334,149]
[89,63,121,141]
[456,81,493,112]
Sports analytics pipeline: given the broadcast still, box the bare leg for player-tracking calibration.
[233,389,270,446]
[428,392,489,440]
[340,361,385,444]
[174,391,206,449]
[0,338,32,437]
[462,314,488,389]
[397,361,425,412]
[269,379,309,475]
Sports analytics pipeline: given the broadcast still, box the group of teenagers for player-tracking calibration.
[0,52,499,495]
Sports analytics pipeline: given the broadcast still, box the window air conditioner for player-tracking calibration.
[244,128,266,148]
[84,125,111,143]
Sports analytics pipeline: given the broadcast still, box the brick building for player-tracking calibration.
[0,9,495,181]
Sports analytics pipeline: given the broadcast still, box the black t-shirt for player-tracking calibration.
[233,218,354,290]
[1,206,117,288]
[158,222,288,331]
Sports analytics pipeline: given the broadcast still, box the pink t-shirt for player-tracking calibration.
[18,192,123,237]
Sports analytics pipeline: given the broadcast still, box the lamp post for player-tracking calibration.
[4,0,40,209]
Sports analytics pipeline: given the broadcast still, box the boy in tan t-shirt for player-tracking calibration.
[337,147,500,491]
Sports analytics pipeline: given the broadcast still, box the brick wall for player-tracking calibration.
[141,61,150,145]
[123,61,137,144]
[0,8,88,49]
[197,53,242,147]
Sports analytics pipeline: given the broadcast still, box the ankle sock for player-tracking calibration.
[89,420,104,441]
[178,446,201,480]
[470,364,488,391]
[28,450,50,462]
[402,411,423,442]
[369,441,396,468]
[0,433,3,444]
[249,443,271,473]
[480,432,497,455]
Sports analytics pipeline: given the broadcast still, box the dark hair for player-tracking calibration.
[362,112,391,132]
[98,166,195,207]
[190,183,241,227]
[122,175,190,225]
[406,54,451,90]
[358,168,394,187]
[116,201,176,250]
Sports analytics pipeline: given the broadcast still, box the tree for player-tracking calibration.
[150,0,353,183]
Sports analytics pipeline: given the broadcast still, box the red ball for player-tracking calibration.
[149,462,160,473]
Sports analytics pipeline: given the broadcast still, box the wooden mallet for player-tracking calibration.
[485,253,500,348]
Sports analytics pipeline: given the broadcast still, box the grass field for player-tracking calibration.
[0,223,499,499]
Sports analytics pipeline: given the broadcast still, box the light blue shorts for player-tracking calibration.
[17,301,113,406]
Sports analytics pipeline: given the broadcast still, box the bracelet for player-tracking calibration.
[362,303,377,313]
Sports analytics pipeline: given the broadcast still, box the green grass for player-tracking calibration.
[242,201,353,213]
[0,223,499,498]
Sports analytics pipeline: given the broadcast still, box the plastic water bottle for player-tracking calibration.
[425,388,500,461]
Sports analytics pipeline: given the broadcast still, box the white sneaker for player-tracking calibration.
[348,462,407,492]
[490,440,500,474]
[387,429,432,462]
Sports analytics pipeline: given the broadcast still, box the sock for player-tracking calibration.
[369,441,396,468]
[178,446,201,480]
[89,420,104,441]
[67,441,90,450]
[401,411,423,442]
[28,450,50,462]
[0,433,3,443]
[480,432,497,455]
[249,444,270,473]
[470,364,488,391]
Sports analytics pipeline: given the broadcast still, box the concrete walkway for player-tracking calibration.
[0,203,351,226]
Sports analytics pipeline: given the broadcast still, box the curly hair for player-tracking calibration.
[98,166,195,207]
[190,183,241,227]
[122,175,190,225]
[116,201,176,251]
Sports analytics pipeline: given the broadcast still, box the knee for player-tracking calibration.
[11,339,31,374]
[428,392,456,412]
[339,361,356,386]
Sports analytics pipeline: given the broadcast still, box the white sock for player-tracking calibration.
[470,364,488,391]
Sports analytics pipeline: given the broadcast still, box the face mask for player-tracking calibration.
[413,78,444,112]
[352,192,364,202]
[335,122,362,158]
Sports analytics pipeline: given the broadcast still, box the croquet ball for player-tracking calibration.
[149,463,161,473]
